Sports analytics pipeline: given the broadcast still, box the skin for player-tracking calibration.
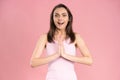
[30,7,93,68]
[53,7,69,32]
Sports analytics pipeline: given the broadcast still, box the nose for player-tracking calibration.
[58,15,63,21]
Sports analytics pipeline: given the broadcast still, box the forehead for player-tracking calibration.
[53,7,68,14]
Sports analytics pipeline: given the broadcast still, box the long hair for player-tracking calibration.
[47,3,75,43]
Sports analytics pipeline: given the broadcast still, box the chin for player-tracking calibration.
[56,26,66,30]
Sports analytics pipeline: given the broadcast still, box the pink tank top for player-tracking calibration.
[46,38,76,71]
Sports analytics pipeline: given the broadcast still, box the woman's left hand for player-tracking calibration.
[57,35,66,58]
[60,42,65,57]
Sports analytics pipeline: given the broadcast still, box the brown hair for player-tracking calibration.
[47,3,75,43]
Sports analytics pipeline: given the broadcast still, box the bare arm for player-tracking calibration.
[30,34,60,68]
[61,33,93,65]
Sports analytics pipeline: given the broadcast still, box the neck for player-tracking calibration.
[55,29,66,35]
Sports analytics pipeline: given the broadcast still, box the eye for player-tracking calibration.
[62,13,68,17]
[63,14,67,17]
[54,14,59,17]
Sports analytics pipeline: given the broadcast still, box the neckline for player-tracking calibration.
[53,38,70,44]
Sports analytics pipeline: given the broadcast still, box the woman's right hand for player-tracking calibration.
[55,34,63,57]
[57,42,61,57]
[57,35,65,57]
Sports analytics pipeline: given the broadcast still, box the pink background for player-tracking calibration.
[0,0,120,80]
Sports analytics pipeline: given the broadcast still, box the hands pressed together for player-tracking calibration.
[56,35,67,58]
[54,34,93,65]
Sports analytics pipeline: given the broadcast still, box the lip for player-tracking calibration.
[57,22,64,25]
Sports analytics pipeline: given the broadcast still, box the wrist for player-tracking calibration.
[61,52,66,58]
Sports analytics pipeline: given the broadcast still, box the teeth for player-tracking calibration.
[58,22,64,25]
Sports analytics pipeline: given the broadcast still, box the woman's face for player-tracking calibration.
[53,7,69,30]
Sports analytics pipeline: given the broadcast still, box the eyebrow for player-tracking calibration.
[54,12,67,15]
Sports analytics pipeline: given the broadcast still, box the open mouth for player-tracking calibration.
[57,22,64,25]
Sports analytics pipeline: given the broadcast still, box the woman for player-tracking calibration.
[30,3,93,80]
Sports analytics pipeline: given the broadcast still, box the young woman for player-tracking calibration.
[30,3,93,80]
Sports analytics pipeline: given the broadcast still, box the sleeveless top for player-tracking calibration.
[46,38,77,80]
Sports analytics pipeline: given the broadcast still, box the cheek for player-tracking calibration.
[65,17,69,22]
[53,19,58,26]
[65,19,69,24]
[53,18,57,23]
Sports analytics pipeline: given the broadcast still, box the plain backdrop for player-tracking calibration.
[0,0,120,80]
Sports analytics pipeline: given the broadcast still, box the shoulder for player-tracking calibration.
[74,32,82,40]
[74,33,85,45]
[38,33,47,43]
[40,33,47,38]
